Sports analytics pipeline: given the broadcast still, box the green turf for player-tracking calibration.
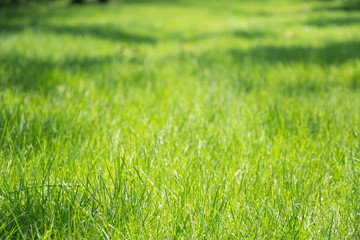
[0,0,359,238]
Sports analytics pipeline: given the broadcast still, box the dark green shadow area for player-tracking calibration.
[0,24,25,34]
[305,17,360,27]
[0,53,146,94]
[157,29,269,66]
[158,41,359,95]
[230,40,360,65]
[48,24,156,43]
[227,41,360,94]
[0,108,62,153]
[0,55,101,92]
[232,29,268,39]
[0,22,157,44]
[313,5,360,12]
[169,29,269,43]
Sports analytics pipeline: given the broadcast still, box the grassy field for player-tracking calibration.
[0,0,360,238]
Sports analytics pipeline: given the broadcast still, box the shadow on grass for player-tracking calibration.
[226,40,360,94]
[305,17,360,27]
[0,21,267,44]
[175,29,268,42]
[230,40,360,65]
[0,22,157,44]
[0,108,61,153]
[314,5,360,12]
[0,53,136,93]
[48,24,157,43]
[0,23,25,33]
[233,29,269,39]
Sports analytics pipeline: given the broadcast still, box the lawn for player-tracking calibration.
[0,0,359,238]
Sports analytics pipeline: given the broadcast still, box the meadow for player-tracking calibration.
[0,0,359,238]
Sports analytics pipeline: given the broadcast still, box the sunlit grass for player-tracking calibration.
[0,0,360,238]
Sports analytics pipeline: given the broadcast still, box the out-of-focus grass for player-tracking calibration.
[0,0,359,238]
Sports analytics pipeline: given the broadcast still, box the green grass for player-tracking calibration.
[0,0,360,238]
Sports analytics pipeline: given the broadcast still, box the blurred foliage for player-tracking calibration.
[0,0,169,4]
[0,0,359,9]
[342,0,360,8]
